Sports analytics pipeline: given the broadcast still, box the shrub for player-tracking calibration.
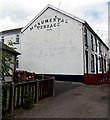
[2,84,11,113]
[23,92,34,109]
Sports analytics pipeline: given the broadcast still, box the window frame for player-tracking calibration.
[84,27,88,46]
[16,34,20,44]
[91,54,95,72]
[99,42,101,54]
[95,37,97,52]
[91,35,94,51]
[99,57,102,71]
[104,59,106,72]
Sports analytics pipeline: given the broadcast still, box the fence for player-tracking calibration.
[2,77,55,113]
[84,73,110,84]
[2,84,12,112]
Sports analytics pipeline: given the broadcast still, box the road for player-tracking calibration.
[14,81,108,118]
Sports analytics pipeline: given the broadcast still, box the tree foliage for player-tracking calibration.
[2,51,14,80]
[1,40,16,81]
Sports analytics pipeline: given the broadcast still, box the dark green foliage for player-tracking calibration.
[23,92,35,109]
[2,51,14,75]
[2,84,11,113]
[1,40,16,81]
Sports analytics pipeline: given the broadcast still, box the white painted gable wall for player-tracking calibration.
[21,8,84,75]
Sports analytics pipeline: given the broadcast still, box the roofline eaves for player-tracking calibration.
[84,22,109,50]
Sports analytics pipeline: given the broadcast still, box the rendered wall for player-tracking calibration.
[21,8,84,75]
[0,32,21,69]
[84,27,108,74]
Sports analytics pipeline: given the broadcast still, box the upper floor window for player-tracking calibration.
[16,35,20,44]
[95,37,97,52]
[84,27,88,46]
[99,42,101,54]
[1,36,4,43]
[91,35,94,51]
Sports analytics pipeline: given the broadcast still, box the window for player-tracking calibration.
[84,27,88,46]
[95,55,98,74]
[85,51,88,74]
[1,36,4,43]
[95,38,97,52]
[16,35,19,44]
[99,42,101,54]
[99,57,102,71]
[16,57,19,68]
[104,59,106,71]
[91,35,94,50]
[91,54,95,72]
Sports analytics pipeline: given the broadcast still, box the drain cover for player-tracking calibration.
[101,96,107,100]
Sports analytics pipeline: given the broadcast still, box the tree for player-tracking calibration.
[2,51,14,81]
[1,40,16,81]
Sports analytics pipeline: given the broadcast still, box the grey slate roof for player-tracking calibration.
[0,27,23,35]
[0,42,20,55]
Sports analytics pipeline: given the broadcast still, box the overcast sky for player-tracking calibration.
[0,0,108,44]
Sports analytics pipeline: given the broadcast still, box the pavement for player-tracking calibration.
[14,81,108,118]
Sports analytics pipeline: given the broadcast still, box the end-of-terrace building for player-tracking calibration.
[0,28,22,69]
[0,5,109,82]
[20,5,109,82]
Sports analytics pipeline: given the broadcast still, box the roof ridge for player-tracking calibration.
[21,4,85,33]
[47,4,85,22]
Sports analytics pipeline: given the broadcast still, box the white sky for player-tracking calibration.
[0,0,108,45]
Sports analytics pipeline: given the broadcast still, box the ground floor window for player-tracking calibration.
[85,51,88,74]
[95,55,98,74]
[104,59,106,72]
[91,54,95,72]
[99,57,102,71]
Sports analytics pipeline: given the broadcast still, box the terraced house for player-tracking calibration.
[0,5,109,82]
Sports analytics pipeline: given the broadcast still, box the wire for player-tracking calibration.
[56,0,61,17]
[74,0,81,16]
[58,0,61,11]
